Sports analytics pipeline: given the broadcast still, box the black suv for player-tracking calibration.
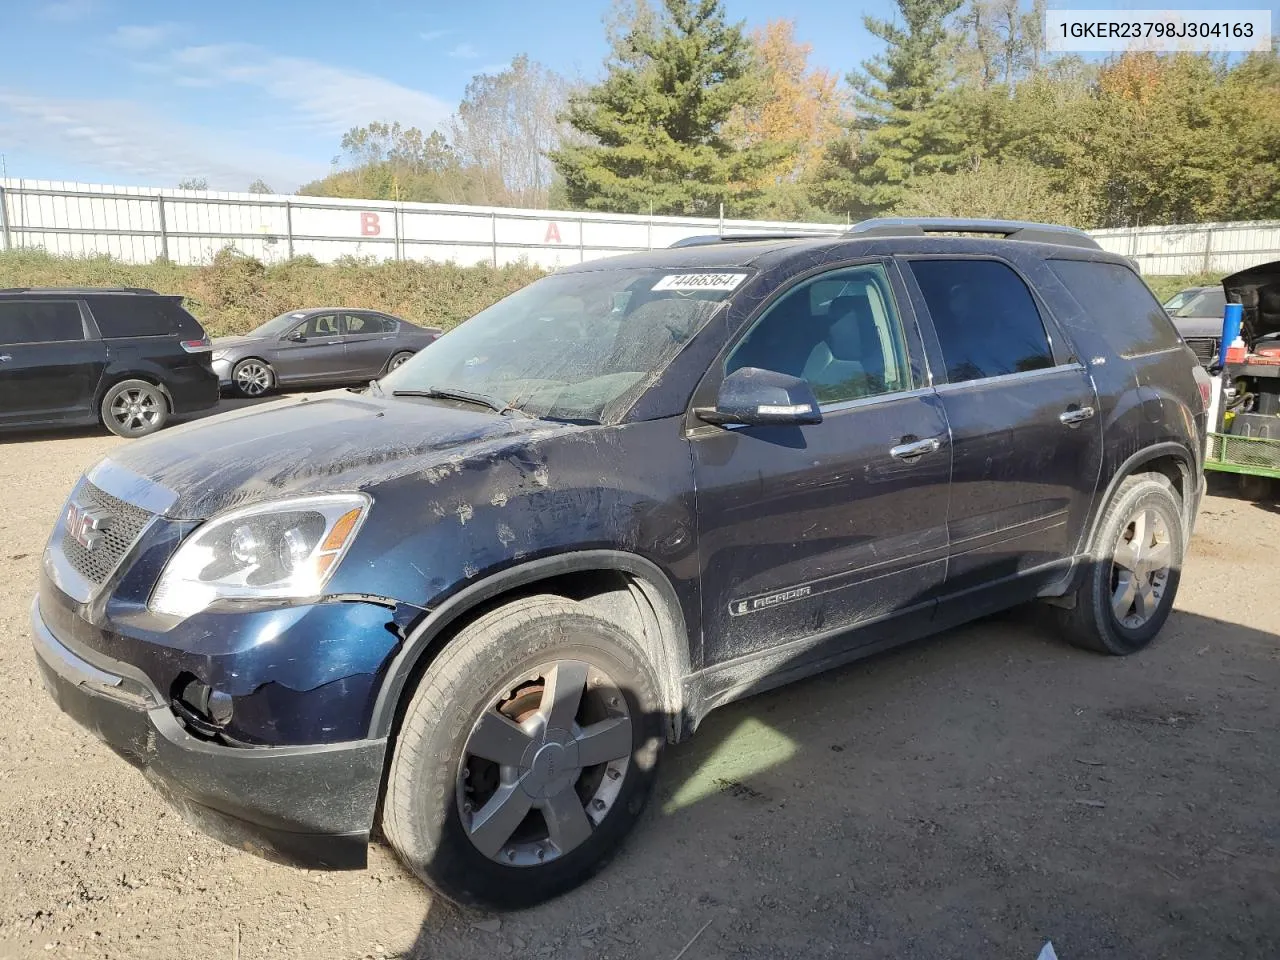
[0,287,218,437]
[30,220,1209,908]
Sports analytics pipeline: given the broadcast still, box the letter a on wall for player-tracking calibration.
[361,212,381,236]
[544,222,562,244]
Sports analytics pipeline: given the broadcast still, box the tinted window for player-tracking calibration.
[727,263,911,404]
[1049,260,1182,357]
[0,301,84,345]
[909,259,1054,383]
[345,313,393,334]
[86,297,177,337]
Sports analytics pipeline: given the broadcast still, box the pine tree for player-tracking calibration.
[550,0,784,215]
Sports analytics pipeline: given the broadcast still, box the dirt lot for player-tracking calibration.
[0,407,1277,960]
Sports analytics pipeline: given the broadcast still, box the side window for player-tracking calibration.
[726,263,912,405]
[909,259,1054,383]
[346,313,391,334]
[85,297,175,337]
[1048,260,1183,357]
[291,314,340,339]
[0,301,84,345]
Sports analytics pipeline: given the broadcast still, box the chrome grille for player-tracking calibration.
[1186,337,1219,366]
[59,482,154,585]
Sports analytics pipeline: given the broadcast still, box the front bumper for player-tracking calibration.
[31,597,386,868]
[211,356,233,387]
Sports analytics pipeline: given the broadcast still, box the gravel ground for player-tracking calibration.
[0,407,1277,959]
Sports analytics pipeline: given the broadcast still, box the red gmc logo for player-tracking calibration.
[66,501,110,551]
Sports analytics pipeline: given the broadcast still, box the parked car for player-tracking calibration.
[211,308,441,397]
[32,219,1209,909]
[0,287,217,438]
[1163,284,1227,366]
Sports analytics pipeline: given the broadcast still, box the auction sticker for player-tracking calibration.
[652,273,748,292]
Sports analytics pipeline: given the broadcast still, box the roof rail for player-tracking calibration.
[846,217,1100,250]
[668,232,838,249]
[0,286,161,295]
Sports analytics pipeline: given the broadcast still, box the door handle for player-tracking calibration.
[890,437,941,460]
[0,355,11,362]
[1059,405,1096,427]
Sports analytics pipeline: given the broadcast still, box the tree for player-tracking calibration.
[893,157,1085,224]
[551,0,783,216]
[177,177,208,190]
[723,20,845,198]
[247,179,273,194]
[450,56,577,207]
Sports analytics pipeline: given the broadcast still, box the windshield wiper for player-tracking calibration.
[392,386,528,417]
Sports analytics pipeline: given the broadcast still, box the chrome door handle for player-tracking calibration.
[0,355,11,362]
[890,437,941,460]
[1059,405,1095,426]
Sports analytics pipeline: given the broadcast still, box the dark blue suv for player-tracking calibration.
[31,219,1209,908]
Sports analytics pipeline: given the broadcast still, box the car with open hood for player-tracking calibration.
[31,218,1208,909]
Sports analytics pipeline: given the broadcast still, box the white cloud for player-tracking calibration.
[165,43,454,134]
[110,23,181,50]
[420,29,453,42]
[0,89,328,190]
[448,43,479,60]
[39,0,95,21]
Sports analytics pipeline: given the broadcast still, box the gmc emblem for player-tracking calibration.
[66,501,111,551]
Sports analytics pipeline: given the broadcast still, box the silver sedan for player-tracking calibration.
[211,308,442,397]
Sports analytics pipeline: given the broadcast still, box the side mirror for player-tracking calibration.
[287,331,307,343]
[696,367,822,427]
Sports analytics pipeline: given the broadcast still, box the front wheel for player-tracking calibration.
[382,595,664,909]
[101,380,168,438]
[232,359,273,398]
[1054,472,1184,655]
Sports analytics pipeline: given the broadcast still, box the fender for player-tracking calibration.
[366,550,693,741]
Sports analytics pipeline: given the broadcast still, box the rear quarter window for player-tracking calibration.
[1048,260,1182,357]
[86,297,193,338]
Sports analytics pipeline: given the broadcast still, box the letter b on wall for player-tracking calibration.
[360,212,381,236]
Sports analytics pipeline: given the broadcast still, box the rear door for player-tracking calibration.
[342,312,397,377]
[902,256,1102,603]
[272,312,349,384]
[691,261,952,671]
[0,299,106,427]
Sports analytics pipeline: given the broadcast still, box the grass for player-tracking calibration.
[1144,272,1222,304]
[0,249,545,337]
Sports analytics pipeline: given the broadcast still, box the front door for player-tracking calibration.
[691,262,953,671]
[342,312,397,377]
[903,256,1103,603]
[0,299,105,426]
[274,312,349,385]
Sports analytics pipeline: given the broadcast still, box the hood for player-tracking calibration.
[101,390,568,518]
[1170,314,1227,339]
[1223,260,1280,344]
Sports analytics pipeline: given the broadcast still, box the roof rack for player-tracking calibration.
[0,286,162,295]
[668,232,838,249]
[845,217,1100,250]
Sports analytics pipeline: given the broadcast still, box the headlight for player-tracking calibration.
[149,493,371,618]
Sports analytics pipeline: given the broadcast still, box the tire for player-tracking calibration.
[385,351,414,374]
[1054,472,1184,655]
[383,594,664,909]
[100,379,168,438]
[232,358,274,398]
[1237,474,1274,501]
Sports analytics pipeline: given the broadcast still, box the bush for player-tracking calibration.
[0,249,545,337]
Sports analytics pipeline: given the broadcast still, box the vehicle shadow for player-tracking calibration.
[395,603,1280,960]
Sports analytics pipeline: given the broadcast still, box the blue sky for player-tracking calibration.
[0,0,1273,192]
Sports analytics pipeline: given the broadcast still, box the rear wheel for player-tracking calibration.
[101,380,168,438]
[1054,472,1184,655]
[383,595,664,909]
[232,359,273,398]
[386,351,414,373]
[1237,474,1274,501]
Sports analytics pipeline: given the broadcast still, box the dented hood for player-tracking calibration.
[101,390,565,519]
[1223,260,1280,344]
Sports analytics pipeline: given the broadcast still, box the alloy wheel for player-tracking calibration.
[109,387,162,435]
[1110,506,1173,629]
[456,659,633,866]
[235,362,270,396]
[389,352,412,370]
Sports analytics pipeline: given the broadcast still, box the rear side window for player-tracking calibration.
[346,313,394,334]
[86,297,186,338]
[0,301,85,344]
[909,259,1054,383]
[1050,260,1184,356]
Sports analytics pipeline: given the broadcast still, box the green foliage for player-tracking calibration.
[176,178,208,191]
[0,249,543,338]
[893,157,1086,225]
[551,0,786,216]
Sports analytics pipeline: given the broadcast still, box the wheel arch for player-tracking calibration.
[367,550,694,745]
[1084,442,1199,559]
